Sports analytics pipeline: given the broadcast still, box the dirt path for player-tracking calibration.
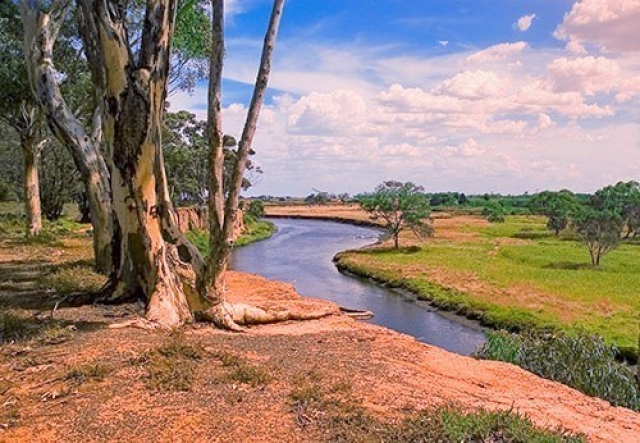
[1,263,638,442]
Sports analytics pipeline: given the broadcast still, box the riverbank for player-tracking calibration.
[266,205,639,360]
[1,268,638,442]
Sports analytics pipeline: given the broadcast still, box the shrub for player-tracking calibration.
[476,331,639,411]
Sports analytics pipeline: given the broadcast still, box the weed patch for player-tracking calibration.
[40,264,106,295]
[64,363,113,385]
[0,311,72,345]
[213,350,271,387]
[134,334,204,392]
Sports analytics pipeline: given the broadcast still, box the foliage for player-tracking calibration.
[357,181,433,248]
[572,208,623,267]
[187,219,276,254]
[591,181,640,238]
[245,200,265,220]
[482,200,506,223]
[163,111,260,206]
[531,190,581,235]
[477,331,639,411]
[39,139,81,221]
[304,191,332,205]
[168,0,212,93]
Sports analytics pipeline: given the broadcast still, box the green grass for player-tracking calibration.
[187,219,276,257]
[335,215,640,353]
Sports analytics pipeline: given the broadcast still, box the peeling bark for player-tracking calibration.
[20,0,113,274]
[77,0,211,328]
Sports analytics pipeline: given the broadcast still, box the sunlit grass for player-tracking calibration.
[336,216,640,352]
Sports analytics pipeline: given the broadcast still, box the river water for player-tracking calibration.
[230,218,486,355]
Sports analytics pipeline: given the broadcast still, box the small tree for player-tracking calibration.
[357,181,432,249]
[482,200,505,223]
[572,208,623,267]
[531,190,580,235]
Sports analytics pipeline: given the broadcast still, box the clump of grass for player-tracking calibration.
[135,334,204,392]
[375,406,584,443]
[289,373,583,442]
[0,311,72,345]
[0,313,34,343]
[213,350,271,387]
[476,331,639,411]
[64,363,113,385]
[41,265,107,294]
[24,231,64,247]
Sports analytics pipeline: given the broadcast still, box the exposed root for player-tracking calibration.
[107,318,171,331]
[200,302,334,330]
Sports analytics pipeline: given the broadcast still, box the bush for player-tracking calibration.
[476,331,639,411]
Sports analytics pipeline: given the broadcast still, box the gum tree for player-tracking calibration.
[357,181,433,249]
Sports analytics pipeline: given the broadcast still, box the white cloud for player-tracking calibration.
[555,0,640,53]
[436,70,505,100]
[467,42,528,63]
[515,14,536,32]
[546,56,621,94]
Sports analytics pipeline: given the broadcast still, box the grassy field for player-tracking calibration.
[335,215,640,355]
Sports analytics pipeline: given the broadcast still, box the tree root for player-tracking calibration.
[200,302,334,331]
[107,318,172,331]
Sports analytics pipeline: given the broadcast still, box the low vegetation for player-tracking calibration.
[0,311,73,346]
[289,370,584,442]
[133,334,205,392]
[476,331,639,411]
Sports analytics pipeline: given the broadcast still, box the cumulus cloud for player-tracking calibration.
[546,56,621,94]
[467,42,528,63]
[436,70,505,100]
[555,0,640,53]
[514,14,536,32]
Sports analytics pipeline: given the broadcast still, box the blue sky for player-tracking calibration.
[170,0,640,197]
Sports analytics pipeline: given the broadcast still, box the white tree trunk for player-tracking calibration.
[203,0,285,328]
[20,0,113,274]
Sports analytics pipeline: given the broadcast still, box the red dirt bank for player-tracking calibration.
[1,271,638,442]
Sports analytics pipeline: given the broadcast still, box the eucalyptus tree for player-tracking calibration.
[0,1,43,236]
[20,0,113,271]
[531,190,580,236]
[201,0,286,329]
[357,181,433,249]
[68,0,289,329]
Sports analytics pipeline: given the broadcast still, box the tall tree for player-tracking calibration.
[20,0,113,272]
[201,0,285,329]
[0,1,43,236]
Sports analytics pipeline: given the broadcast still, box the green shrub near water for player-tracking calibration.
[476,331,639,411]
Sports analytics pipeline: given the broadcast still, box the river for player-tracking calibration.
[230,218,486,355]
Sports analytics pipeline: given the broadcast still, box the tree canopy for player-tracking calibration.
[357,181,432,249]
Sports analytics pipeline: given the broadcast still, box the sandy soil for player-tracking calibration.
[0,268,638,442]
[0,214,638,442]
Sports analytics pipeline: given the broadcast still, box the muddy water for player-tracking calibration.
[230,218,486,355]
